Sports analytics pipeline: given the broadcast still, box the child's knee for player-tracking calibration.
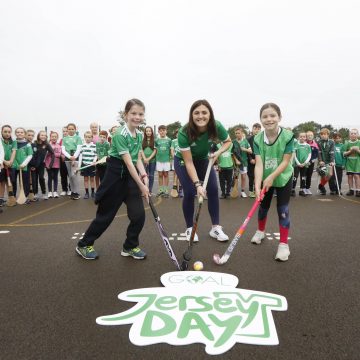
[277,204,290,228]
[258,206,269,220]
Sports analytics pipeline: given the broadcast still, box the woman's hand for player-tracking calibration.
[196,185,207,199]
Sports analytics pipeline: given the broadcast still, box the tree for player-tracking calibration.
[292,121,322,137]
[165,121,182,139]
[227,124,249,140]
[336,127,350,141]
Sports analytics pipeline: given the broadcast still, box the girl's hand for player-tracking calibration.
[70,156,75,161]
[250,159,256,165]
[3,160,10,167]
[262,175,274,192]
[144,159,149,165]
[20,164,25,170]
[209,151,221,163]
[255,187,262,201]
[319,161,325,166]
[140,183,150,200]
[196,185,207,199]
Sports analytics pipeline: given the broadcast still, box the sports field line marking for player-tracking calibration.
[0,230,10,234]
[9,200,72,225]
[1,197,162,227]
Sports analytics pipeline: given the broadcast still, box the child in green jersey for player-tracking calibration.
[217,142,233,198]
[76,99,150,260]
[155,125,172,197]
[292,132,311,196]
[329,133,345,195]
[343,128,360,196]
[0,125,17,206]
[141,126,157,194]
[252,103,294,262]
[95,130,110,183]
[170,128,182,197]
[61,123,83,200]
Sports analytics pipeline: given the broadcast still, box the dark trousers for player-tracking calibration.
[219,167,233,195]
[31,165,46,194]
[248,162,255,192]
[305,162,315,189]
[60,159,68,192]
[11,169,30,196]
[261,177,292,210]
[292,166,307,190]
[96,165,107,183]
[47,168,59,192]
[329,166,343,192]
[145,162,156,192]
[78,157,145,250]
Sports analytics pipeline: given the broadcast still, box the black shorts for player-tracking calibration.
[0,168,6,182]
[81,166,96,177]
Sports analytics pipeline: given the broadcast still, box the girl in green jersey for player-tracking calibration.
[252,103,294,261]
[343,128,360,197]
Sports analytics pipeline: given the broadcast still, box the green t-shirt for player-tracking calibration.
[234,137,250,167]
[62,135,83,155]
[13,141,33,171]
[143,140,156,163]
[254,128,294,187]
[1,139,17,161]
[294,142,311,165]
[343,140,360,173]
[176,120,229,160]
[217,143,233,169]
[171,138,179,158]
[155,137,172,163]
[108,125,143,164]
[96,141,110,165]
[334,143,345,167]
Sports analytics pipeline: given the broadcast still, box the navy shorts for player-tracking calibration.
[81,166,96,177]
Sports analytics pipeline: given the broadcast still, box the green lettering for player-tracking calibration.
[236,299,259,328]
[208,314,242,347]
[213,298,236,313]
[179,296,213,312]
[140,310,177,337]
[177,312,214,341]
[155,296,177,310]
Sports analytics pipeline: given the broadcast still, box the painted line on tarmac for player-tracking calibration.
[0,230,10,234]
[0,198,162,227]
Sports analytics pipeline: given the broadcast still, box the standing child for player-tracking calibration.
[59,126,70,196]
[30,131,54,200]
[90,122,100,189]
[141,126,157,194]
[329,133,345,195]
[251,103,294,261]
[233,127,252,198]
[0,125,17,207]
[95,130,110,183]
[305,131,319,195]
[11,128,33,200]
[343,128,360,196]
[317,128,335,195]
[170,128,182,197]
[247,123,262,198]
[45,131,62,198]
[155,125,172,197]
[75,99,149,260]
[61,123,82,200]
[174,99,231,242]
[291,132,311,196]
[217,141,233,199]
[79,131,97,199]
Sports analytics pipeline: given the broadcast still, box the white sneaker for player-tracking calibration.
[209,225,229,242]
[43,194,48,200]
[53,192,59,198]
[306,189,312,195]
[60,191,67,196]
[67,190,72,196]
[185,227,199,242]
[275,243,290,261]
[251,230,265,244]
[48,192,53,198]
[241,191,247,198]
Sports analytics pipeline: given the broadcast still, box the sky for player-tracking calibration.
[0,0,359,135]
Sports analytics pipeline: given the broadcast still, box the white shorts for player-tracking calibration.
[240,166,248,175]
[156,162,171,172]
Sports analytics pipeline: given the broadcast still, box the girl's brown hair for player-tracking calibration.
[259,103,282,118]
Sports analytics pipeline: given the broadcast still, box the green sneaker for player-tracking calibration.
[156,190,164,197]
[76,246,99,260]
[249,191,256,198]
[121,247,147,260]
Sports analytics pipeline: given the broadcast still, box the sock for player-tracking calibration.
[279,226,289,244]
[91,187,94,194]
[258,218,267,232]
[85,188,89,194]
[320,178,328,186]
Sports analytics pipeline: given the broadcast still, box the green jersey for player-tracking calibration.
[108,125,143,164]
[294,142,311,165]
[334,143,345,167]
[254,128,294,187]
[62,135,83,156]
[234,137,250,167]
[176,120,229,160]
[171,138,179,157]
[217,143,233,169]
[155,136,172,163]
[143,140,156,163]
[1,139,17,161]
[343,140,360,173]
[13,141,33,171]
[96,141,110,165]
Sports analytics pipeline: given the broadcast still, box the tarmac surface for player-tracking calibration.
[1,177,359,360]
